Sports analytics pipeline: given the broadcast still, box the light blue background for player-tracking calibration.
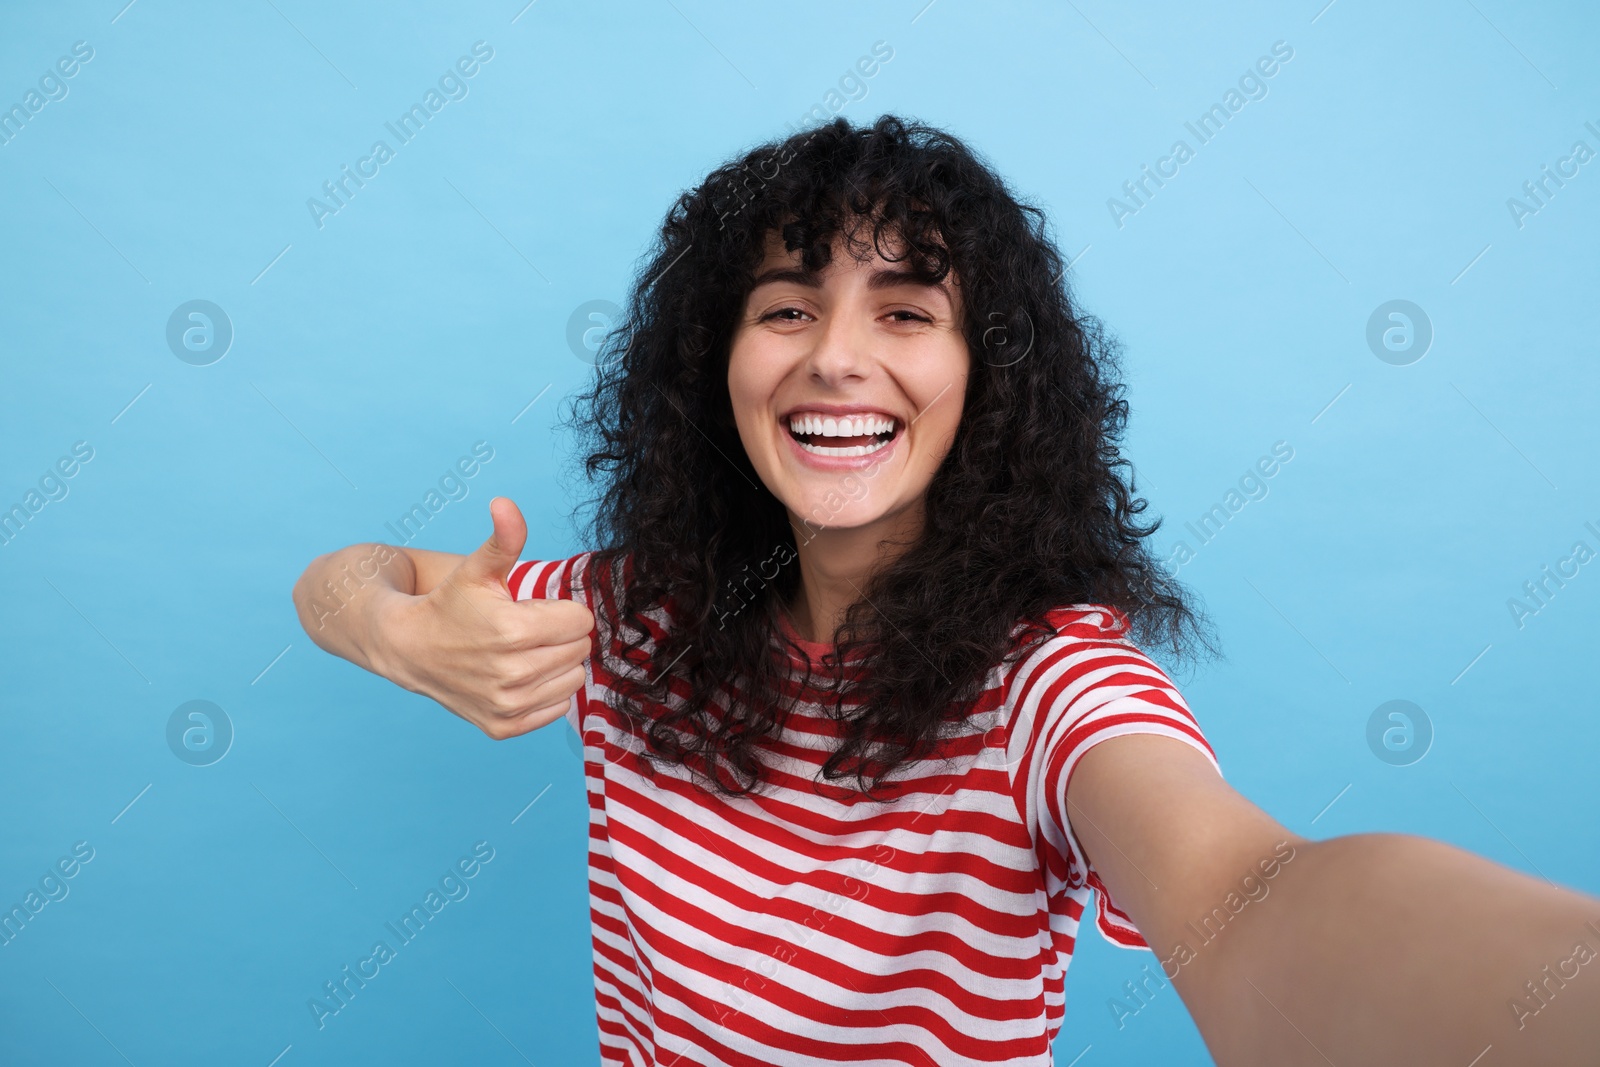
[2,1,1596,1064]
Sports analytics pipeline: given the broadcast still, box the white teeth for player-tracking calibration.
[798,437,891,457]
[785,413,899,438]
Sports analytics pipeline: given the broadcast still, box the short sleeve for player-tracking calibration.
[504,552,598,735]
[1023,608,1220,950]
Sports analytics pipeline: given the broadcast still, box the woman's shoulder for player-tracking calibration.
[998,602,1161,697]
[505,549,639,621]
[1037,603,1134,638]
[987,602,1197,777]
[507,549,600,601]
[1009,603,1136,660]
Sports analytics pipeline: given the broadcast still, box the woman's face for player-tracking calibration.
[727,227,970,537]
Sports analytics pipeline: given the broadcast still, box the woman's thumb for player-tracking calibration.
[464,497,527,587]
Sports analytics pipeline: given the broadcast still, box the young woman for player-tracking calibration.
[294,116,1600,1066]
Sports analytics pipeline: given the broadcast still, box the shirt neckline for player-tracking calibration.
[773,606,874,665]
[776,607,837,656]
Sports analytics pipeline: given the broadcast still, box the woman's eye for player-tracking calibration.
[759,307,930,323]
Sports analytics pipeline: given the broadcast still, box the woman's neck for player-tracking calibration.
[785,500,925,644]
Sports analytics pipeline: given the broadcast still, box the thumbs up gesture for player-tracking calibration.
[383,497,595,740]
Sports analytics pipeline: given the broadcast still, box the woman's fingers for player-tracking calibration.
[393,505,595,741]
[474,662,587,740]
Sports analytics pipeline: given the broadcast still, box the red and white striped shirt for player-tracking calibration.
[508,552,1218,1066]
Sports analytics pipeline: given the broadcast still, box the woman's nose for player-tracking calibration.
[804,304,873,383]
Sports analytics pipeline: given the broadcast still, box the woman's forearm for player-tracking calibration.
[1186,832,1600,1066]
[291,543,417,675]
[288,501,594,740]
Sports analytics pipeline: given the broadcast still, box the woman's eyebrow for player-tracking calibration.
[749,266,951,302]
[866,268,951,300]
[750,266,816,289]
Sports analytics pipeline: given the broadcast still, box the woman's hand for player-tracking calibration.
[293,497,594,741]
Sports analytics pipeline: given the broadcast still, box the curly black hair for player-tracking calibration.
[562,113,1214,801]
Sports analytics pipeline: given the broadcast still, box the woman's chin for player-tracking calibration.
[785,496,904,537]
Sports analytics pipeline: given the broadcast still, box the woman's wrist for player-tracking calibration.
[361,584,421,689]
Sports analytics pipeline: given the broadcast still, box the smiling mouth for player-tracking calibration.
[783,413,900,457]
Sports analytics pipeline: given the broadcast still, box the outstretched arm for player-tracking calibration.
[290,496,594,739]
[1068,734,1600,1066]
